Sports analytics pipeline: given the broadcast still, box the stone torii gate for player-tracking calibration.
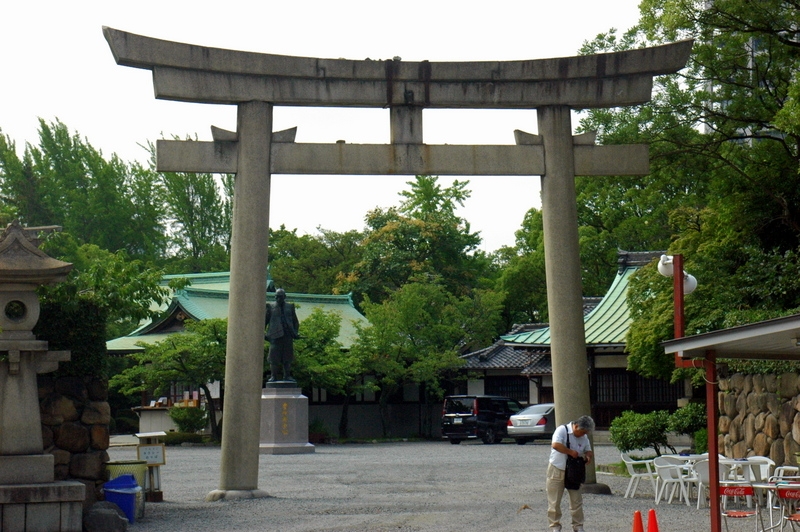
[104,27,691,500]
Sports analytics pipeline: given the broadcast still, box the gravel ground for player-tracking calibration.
[109,441,765,532]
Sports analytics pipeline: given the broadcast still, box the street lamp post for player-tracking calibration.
[658,254,722,532]
[657,253,697,343]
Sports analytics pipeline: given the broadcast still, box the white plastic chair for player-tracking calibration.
[692,459,733,509]
[654,456,696,506]
[775,466,800,479]
[621,453,657,499]
[743,456,775,483]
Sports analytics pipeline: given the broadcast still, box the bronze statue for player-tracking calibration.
[265,288,299,382]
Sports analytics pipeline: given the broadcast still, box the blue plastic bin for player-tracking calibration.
[104,474,142,523]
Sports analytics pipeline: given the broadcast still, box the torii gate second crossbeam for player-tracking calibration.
[104,27,692,501]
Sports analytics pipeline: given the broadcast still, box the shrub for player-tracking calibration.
[113,414,140,435]
[309,418,329,435]
[162,432,205,446]
[168,407,208,433]
[693,428,708,454]
[668,402,706,436]
[609,410,675,455]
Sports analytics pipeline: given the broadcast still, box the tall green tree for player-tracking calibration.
[0,120,168,261]
[494,208,548,328]
[352,281,503,437]
[110,318,228,441]
[581,0,800,380]
[268,225,363,294]
[291,308,370,438]
[338,175,492,306]
[156,139,233,273]
[635,0,800,247]
[39,231,173,340]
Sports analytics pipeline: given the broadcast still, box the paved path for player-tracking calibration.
[109,440,752,531]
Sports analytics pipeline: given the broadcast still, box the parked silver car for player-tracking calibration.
[506,403,556,444]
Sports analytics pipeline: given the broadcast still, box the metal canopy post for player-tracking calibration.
[706,349,721,532]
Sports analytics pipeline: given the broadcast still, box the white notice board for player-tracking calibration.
[137,443,166,466]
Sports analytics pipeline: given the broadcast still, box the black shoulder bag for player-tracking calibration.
[563,424,586,491]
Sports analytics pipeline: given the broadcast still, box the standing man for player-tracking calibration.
[264,288,300,382]
[546,415,595,532]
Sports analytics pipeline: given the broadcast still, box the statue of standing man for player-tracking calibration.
[264,288,300,382]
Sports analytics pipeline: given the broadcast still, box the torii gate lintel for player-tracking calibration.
[155,132,649,177]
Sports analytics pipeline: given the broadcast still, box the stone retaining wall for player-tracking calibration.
[38,374,110,507]
[718,372,800,466]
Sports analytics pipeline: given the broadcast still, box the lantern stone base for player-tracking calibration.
[0,481,85,532]
[259,386,315,455]
[0,454,54,484]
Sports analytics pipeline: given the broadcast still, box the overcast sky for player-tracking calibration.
[1,1,641,252]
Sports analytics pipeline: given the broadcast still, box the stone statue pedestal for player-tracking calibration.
[259,383,314,455]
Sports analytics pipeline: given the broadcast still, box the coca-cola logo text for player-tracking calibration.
[721,487,750,497]
[779,489,800,499]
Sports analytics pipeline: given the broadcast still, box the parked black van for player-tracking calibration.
[441,395,523,444]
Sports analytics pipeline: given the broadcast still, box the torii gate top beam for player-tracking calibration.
[103,27,692,110]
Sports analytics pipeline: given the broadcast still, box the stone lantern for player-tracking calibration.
[0,220,85,531]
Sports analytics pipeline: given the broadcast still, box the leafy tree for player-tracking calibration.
[155,140,233,273]
[269,225,363,294]
[38,231,173,340]
[575,1,800,381]
[494,209,548,329]
[635,0,800,248]
[291,308,370,438]
[0,120,168,261]
[775,73,800,138]
[352,281,503,437]
[574,30,713,293]
[338,175,492,306]
[110,319,228,441]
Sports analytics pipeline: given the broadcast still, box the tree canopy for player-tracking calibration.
[109,318,228,440]
[0,119,167,260]
[268,225,363,295]
[576,0,800,380]
[352,281,503,436]
[337,175,494,307]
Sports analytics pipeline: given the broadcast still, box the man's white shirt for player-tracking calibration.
[549,423,591,470]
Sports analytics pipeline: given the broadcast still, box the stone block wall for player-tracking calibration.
[718,372,800,466]
[38,374,110,507]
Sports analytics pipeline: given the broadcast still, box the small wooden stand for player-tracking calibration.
[136,431,167,502]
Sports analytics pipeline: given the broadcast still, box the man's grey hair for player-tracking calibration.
[574,415,595,433]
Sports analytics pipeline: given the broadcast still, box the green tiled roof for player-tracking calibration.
[501,266,637,347]
[106,332,175,352]
[107,272,368,353]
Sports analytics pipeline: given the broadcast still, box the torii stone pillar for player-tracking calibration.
[209,102,273,499]
[103,27,692,499]
[537,105,592,457]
